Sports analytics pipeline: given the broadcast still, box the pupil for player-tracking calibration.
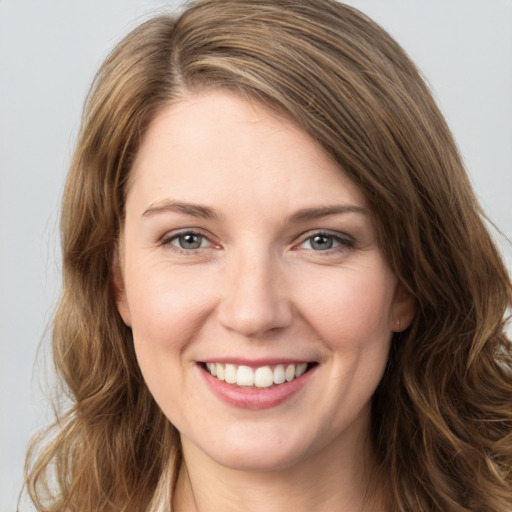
[312,235,332,250]
[180,233,201,249]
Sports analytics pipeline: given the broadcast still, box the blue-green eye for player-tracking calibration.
[169,232,209,250]
[299,232,352,251]
[308,234,337,250]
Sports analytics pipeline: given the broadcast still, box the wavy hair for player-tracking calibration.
[24,1,512,511]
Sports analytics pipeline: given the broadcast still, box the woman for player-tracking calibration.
[24,1,512,511]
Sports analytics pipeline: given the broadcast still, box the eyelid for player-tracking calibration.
[294,229,355,251]
[158,228,354,255]
[160,228,219,251]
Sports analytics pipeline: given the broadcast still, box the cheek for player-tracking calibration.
[298,264,395,348]
[124,263,215,365]
[124,265,217,423]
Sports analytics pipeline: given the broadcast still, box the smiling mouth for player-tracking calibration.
[201,362,318,388]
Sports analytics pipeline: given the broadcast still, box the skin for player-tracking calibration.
[115,90,414,511]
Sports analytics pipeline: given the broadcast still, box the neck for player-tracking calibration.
[172,427,388,512]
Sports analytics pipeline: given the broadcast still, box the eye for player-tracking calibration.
[164,231,212,251]
[306,234,338,251]
[297,231,353,252]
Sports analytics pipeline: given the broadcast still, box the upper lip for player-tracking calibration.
[199,358,317,367]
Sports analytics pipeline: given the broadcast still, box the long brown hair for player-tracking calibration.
[24,1,512,511]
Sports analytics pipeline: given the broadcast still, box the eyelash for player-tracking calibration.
[295,230,355,254]
[160,229,355,255]
[160,230,215,255]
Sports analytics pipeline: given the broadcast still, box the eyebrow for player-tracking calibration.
[287,205,367,223]
[142,200,219,219]
[142,200,367,222]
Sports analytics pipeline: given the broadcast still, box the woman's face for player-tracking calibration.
[116,90,413,472]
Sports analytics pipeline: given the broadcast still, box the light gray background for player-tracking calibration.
[1,1,511,510]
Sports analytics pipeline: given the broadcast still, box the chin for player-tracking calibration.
[180,418,329,474]
[206,443,307,473]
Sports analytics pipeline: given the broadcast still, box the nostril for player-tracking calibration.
[216,262,293,337]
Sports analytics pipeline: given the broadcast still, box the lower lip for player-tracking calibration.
[199,365,316,410]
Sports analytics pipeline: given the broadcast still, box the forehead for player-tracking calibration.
[127,89,367,216]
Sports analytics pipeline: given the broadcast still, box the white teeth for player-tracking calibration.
[207,362,217,377]
[236,365,254,386]
[295,363,307,378]
[254,366,274,388]
[224,364,237,384]
[205,362,312,387]
[285,364,295,382]
[273,364,285,384]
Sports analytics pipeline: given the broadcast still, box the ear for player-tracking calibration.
[390,282,415,332]
[112,242,132,327]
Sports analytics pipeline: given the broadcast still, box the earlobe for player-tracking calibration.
[391,282,415,332]
[112,244,132,327]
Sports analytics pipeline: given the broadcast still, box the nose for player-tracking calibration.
[217,249,293,338]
